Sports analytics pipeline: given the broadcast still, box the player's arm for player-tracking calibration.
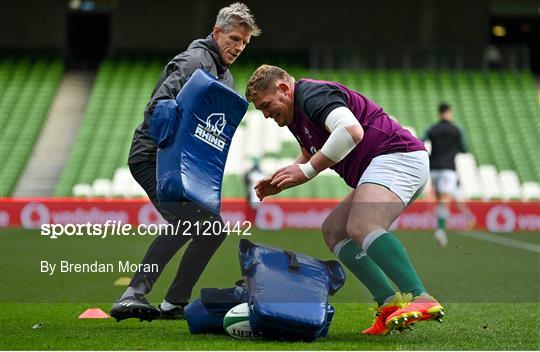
[271,107,363,188]
[254,177,281,200]
[255,148,311,200]
[294,148,311,164]
[296,107,362,179]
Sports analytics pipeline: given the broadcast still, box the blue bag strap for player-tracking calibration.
[238,239,259,276]
[323,259,346,295]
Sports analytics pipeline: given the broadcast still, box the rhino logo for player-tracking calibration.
[194,112,227,151]
[205,113,226,136]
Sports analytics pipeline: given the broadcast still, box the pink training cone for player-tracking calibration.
[79,308,110,319]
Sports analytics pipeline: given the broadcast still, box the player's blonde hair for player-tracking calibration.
[245,65,292,102]
[216,3,261,36]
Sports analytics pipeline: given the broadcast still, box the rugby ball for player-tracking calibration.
[223,303,259,339]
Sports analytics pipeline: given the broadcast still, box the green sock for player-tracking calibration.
[438,216,446,230]
[364,230,427,297]
[335,238,395,305]
[437,204,448,230]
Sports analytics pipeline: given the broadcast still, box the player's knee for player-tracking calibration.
[321,218,332,238]
[345,221,370,245]
[321,220,341,251]
[324,236,341,253]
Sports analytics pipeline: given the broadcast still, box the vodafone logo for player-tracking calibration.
[20,202,51,229]
[255,204,284,230]
[254,204,330,229]
[137,203,166,225]
[486,205,516,233]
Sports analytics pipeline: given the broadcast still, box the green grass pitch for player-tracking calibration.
[1,228,539,350]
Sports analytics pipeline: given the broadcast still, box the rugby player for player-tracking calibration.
[110,3,260,322]
[246,65,444,335]
[423,103,468,246]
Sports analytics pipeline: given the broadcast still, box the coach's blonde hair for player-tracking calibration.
[216,3,261,36]
[245,65,292,102]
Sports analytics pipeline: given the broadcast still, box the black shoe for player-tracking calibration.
[110,294,160,322]
[158,303,187,320]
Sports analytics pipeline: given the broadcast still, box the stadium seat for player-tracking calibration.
[111,167,133,197]
[126,179,148,198]
[455,153,482,199]
[92,179,113,197]
[478,165,502,200]
[498,170,522,200]
[72,183,92,197]
[521,182,540,201]
[224,128,248,175]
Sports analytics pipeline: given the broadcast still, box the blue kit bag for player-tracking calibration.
[239,239,346,341]
[184,283,248,334]
[149,69,248,214]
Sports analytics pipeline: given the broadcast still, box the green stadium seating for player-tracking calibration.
[54,58,162,196]
[0,55,63,196]
[234,68,539,197]
[54,57,540,198]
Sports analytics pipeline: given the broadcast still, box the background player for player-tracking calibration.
[243,158,265,223]
[246,65,444,335]
[423,103,468,247]
[110,3,260,322]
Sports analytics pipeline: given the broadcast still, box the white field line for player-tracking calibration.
[456,231,540,253]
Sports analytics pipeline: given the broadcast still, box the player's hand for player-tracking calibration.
[254,177,282,201]
[270,164,309,189]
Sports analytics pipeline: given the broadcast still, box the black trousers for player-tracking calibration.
[128,160,226,304]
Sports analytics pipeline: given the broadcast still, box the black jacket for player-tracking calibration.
[128,34,233,164]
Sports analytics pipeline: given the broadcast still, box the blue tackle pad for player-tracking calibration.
[239,239,346,341]
[149,69,248,214]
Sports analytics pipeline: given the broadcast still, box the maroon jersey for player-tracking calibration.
[288,79,425,188]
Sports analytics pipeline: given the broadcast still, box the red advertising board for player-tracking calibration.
[0,198,539,233]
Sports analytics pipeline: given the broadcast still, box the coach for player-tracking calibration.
[110,3,260,322]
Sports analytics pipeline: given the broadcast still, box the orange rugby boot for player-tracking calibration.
[385,294,445,331]
[362,292,413,336]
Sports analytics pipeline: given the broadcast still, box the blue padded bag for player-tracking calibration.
[184,285,247,334]
[239,239,346,341]
[151,69,248,214]
[318,304,335,338]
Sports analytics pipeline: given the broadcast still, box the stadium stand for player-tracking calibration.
[54,58,162,197]
[48,58,539,200]
[0,55,63,196]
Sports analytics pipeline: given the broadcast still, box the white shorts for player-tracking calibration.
[358,150,430,205]
[430,169,458,195]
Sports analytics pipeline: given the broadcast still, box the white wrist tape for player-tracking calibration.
[320,107,360,162]
[298,162,318,179]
